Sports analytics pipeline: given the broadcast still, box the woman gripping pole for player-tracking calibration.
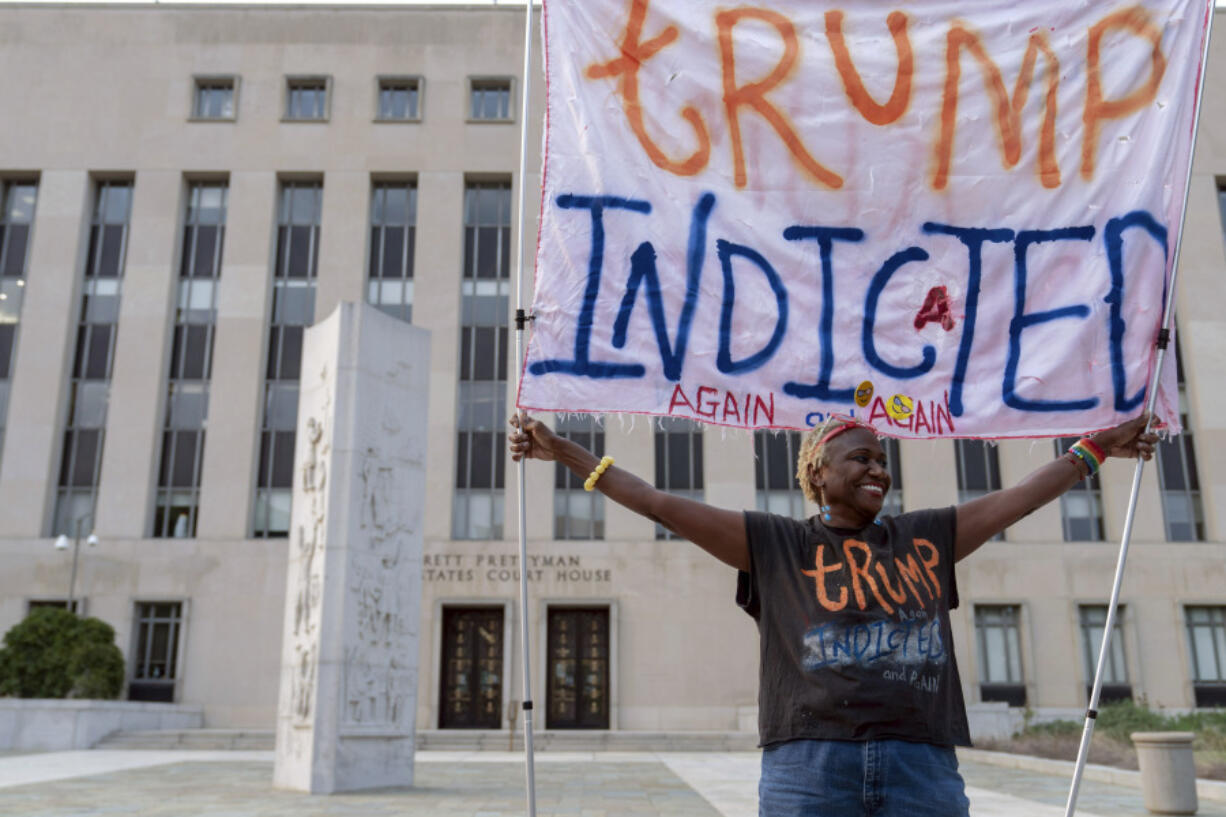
[509,412,1156,817]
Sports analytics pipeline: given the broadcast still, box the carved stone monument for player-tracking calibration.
[273,302,429,793]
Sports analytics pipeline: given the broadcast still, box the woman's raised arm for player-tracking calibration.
[509,415,750,571]
[954,414,1158,561]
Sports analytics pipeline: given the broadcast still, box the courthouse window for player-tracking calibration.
[192,77,236,120]
[367,181,416,323]
[377,77,421,121]
[754,430,804,519]
[128,602,183,703]
[955,440,1003,540]
[54,180,131,536]
[554,415,605,540]
[153,182,226,538]
[880,437,904,517]
[285,77,329,121]
[1157,340,1204,541]
[655,418,703,540]
[1079,605,1131,704]
[1186,606,1226,707]
[1219,182,1226,253]
[453,181,511,540]
[253,181,320,538]
[975,604,1026,706]
[27,598,80,614]
[469,78,512,121]
[0,180,36,464]
[1055,437,1103,541]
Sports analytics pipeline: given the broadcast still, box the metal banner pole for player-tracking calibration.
[511,1,539,816]
[1064,6,1215,814]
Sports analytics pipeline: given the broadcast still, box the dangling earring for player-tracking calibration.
[820,504,832,523]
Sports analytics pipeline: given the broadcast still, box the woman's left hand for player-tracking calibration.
[1089,413,1160,461]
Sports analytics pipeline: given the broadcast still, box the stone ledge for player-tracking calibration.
[957,747,1226,803]
[0,699,203,751]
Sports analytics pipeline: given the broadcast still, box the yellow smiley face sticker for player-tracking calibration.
[886,394,914,422]
[854,381,874,407]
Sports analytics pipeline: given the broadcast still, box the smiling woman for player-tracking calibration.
[510,410,1155,816]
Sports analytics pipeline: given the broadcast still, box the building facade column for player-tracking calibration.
[0,170,91,537]
[196,172,276,539]
[414,170,463,543]
[314,171,368,323]
[95,170,181,537]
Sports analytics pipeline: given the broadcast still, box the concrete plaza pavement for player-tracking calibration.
[0,747,1220,817]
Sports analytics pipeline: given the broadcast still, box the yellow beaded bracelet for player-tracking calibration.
[583,456,615,492]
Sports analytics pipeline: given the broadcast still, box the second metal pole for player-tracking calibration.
[1065,6,1215,813]
[511,2,539,816]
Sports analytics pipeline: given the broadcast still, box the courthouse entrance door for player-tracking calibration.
[546,607,610,729]
[439,606,504,729]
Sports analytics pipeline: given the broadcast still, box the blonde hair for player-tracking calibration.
[795,416,863,504]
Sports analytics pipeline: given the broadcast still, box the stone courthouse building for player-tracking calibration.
[0,2,1225,736]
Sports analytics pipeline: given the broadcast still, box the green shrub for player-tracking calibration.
[1024,718,1082,738]
[1018,700,1226,750]
[1095,699,1169,742]
[0,607,124,699]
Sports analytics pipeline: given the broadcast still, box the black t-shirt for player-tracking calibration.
[737,507,971,748]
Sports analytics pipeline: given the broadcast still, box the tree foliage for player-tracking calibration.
[0,607,124,699]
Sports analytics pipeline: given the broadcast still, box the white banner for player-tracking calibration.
[519,0,1211,437]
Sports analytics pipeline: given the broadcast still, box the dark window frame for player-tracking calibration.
[284,76,331,122]
[128,601,185,702]
[154,181,227,539]
[1055,437,1104,541]
[253,180,321,538]
[654,417,703,540]
[375,76,423,122]
[1078,604,1131,704]
[54,179,131,536]
[0,179,37,464]
[975,603,1027,707]
[955,439,1004,541]
[1186,605,1226,707]
[554,415,606,540]
[367,180,417,323]
[468,77,514,122]
[754,430,804,519]
[190,76,238,121]
[1157,338,1204,541]
[453,181,511,541]
[880,437,904,518]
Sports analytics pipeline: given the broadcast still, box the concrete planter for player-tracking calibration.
[966,702,1025,742]
[0,699,203,751]
[1132,731,1198,815]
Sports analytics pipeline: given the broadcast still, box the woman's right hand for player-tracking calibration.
[509,414,561,462]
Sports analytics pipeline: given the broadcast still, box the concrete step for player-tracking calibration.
[94,729,758,753]
[418,730,758,752]
[95,729,275,751]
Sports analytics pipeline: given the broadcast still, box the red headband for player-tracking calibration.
[819,421,863,446]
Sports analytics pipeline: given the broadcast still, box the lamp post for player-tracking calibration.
[53,517,98,614]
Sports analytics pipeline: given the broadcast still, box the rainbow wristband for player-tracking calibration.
[584,456,615,492]
[1078,437,1107,463]
[1068,439,1103,476]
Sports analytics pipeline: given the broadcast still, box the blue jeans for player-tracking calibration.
[759,738,971,817]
